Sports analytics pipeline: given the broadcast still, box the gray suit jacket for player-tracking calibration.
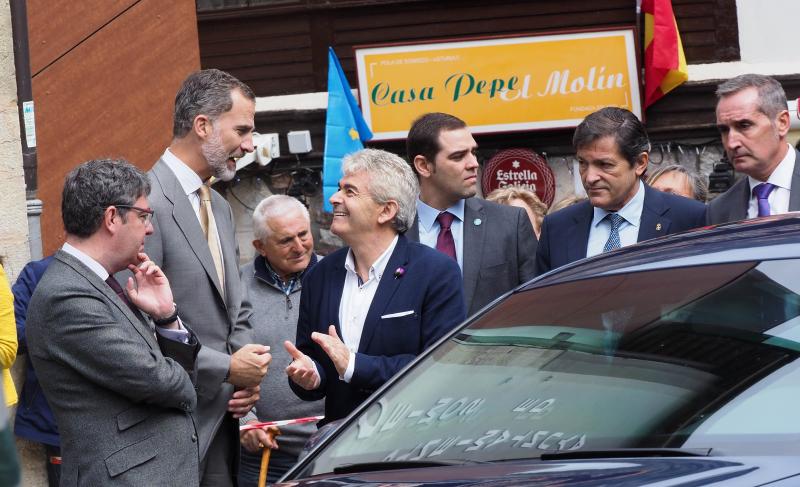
[27,251,200,486]
[408,197,538,316]
[707,148,800,224]
[131,158,254,460]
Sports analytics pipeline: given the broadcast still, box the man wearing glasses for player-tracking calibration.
[26,159,202,485]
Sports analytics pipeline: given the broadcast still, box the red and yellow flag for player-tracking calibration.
[643,0,688,107]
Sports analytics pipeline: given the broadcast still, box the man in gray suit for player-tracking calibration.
[141,69,270,486]
[709,74,800,224]
[27,159,201,485]
[405,112,538,316]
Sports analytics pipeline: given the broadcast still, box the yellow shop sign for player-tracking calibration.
[355,29,641,140]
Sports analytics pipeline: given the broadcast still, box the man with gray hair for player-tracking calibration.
[285,148,466,424]
[237,195,323,485]
[708,73,800,224]
[135,69,270,486]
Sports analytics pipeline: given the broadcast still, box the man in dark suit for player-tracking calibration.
[536,107,706,274]
[285,149,465,425]
[27,159,201,485]
[139,69,270,486]
[405,112,537,316]
[708,74,800,224]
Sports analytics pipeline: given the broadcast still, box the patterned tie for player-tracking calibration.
[603,213,625,253]
[198,184,226,294]
[105,276,137,314]
[752,182,776,217]
[435,211,457,261]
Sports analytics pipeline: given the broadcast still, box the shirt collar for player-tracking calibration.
[591,179,646,228]
[344,234,399,285]
[62,242,110,280]
[253,253,318,289]
[417,198,465,232]
[748,143,796,191]
[161,148,204,196]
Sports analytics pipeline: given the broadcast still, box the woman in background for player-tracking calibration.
[486,186,548,240]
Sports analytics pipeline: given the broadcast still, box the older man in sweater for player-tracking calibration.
[238,195,322,485]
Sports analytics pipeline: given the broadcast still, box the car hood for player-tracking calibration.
[278,456,800,486]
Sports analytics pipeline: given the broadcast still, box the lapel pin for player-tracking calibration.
[656,223,662,231]
[473,218,482,226]
[393,266,405,279]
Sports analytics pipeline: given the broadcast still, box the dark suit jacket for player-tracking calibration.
[707,148,800,224]
[408,198,538,316]
[290,235,465,424]
[27,251,200,486]
[536,184,707,274]
[127,158,254,460]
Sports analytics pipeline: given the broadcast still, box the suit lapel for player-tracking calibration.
[727,178,751,222]
[358,236,409,352]
[638,185,672,241]
[461,198,484,310]
[567,203,592,262]
[407,215,420,242]
[789,149,800,211]
[327,253,347,335]
[152,160,226,301]
[57,251,158,350]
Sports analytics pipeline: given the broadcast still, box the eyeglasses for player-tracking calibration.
[114,205,154,225]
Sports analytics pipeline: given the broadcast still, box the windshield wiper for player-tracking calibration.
[540,447,712,461]
[333,459,469,474]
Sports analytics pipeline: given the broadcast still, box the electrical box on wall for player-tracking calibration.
[256,133,280,165]
[287,130,312,154]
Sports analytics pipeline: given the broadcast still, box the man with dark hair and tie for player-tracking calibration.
[406,112,537,316]
[536,107,706,274]
[708,74,800,224]
[26,159,201,485]
[133,69,271,486]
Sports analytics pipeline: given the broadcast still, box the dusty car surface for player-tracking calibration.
[279,215,800,486]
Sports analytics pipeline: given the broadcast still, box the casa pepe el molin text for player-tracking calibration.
[370,66,625,106]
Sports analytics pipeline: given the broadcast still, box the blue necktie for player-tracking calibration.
[752,182,776,217]
[603,213,625,253]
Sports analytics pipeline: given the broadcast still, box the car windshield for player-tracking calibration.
[296,259,800,477]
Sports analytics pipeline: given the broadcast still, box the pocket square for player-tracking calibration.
[381,310,415,319]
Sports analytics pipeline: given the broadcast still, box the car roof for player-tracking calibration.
[524,213,800,289]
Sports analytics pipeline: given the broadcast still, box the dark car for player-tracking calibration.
[279,215,800,486]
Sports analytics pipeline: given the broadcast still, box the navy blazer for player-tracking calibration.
[290,234,466,425]
[13,256,59,446]
[536,184,706,274]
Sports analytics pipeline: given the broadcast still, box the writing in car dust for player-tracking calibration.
[357,396,486,440]
[357,396,587,461]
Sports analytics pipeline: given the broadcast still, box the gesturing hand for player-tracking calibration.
[284,341,320,391]
[228,344,271,388]
[126,253,175,320]
[312,325,350,378]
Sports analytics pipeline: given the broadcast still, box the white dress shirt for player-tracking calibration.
[747,143,796,218]
[416,198,465,270]
[586,180,646,258]
[62,242,189,342]
[160,148,225,276]
[337,235,399,383]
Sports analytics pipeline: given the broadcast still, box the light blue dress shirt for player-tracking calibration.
[586,180,645,258]
[416,199,465,271]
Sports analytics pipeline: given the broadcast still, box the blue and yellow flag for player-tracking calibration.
[323,47,373,211]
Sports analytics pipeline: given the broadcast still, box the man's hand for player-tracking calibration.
[312,325,350,378]
[240,423,280,453]
[126,253,175,322]
[228,344,271,388]
[285,341,320,390]
[228,385,259,418]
